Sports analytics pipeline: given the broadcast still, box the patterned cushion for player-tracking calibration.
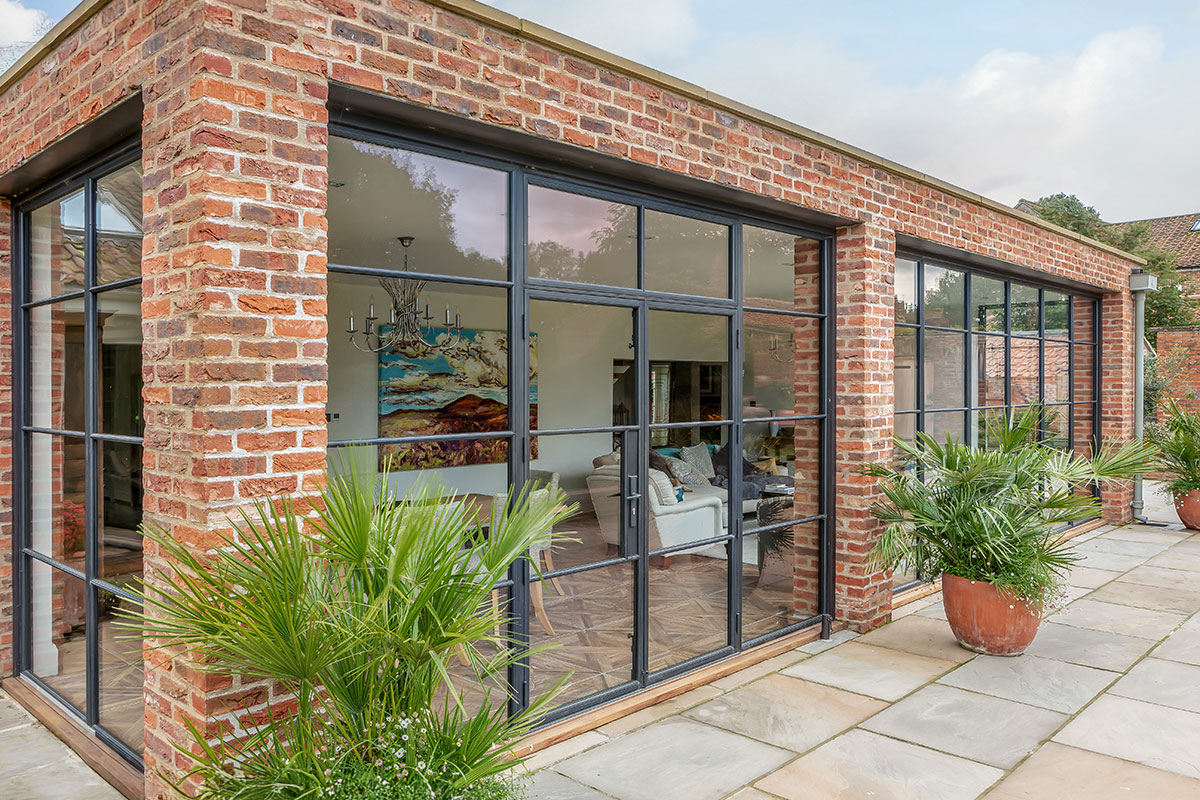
[681,443,716,479]
[664,455,709,487]
[648,469,678,505]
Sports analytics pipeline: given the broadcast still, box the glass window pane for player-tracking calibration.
[99,441,143,587]
[743,520,819,639]
[1043,341,1071,404]
[327,136,507,280]
[1073,403,1096,458]
[1010,337,1041,405]
[742,418,820,520]
[1044,405,1070,450]
[894,412,917,441]
[531,561,633,709]
[972,407,1009,450]
[894,327,917,412]
[744,313,820,417]
[895,257,918,324]
[30,299,86,432]
[924,331,966,409]
[1074,344,1095,404]
[972,334,1006,407]
[1044,291,1069,339]
[30,559,87,713]
[327,272,509,443]
[923,265,965,328]
[644,209,729,298]
[925,410,965,443]
[29,190,85,302]
[99,590,144,751]
[528,185,635,287]
[98,286,143,435]
[529,300,635,431]
[648,310,729,428]
[96,164,143,286]
[1011,284,1039,336]
[29,432,86,562]
[743,225,821,312]
[972,275,1005,332]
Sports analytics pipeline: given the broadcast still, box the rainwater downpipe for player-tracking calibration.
[1129,268,1158,523]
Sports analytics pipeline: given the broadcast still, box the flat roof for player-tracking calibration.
[0,0,1144,266]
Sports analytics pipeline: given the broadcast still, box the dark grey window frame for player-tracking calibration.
[11,136,145,769]
[327,113,837,725]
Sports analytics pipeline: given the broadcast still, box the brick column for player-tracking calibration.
[139,27,330,797]
[832,222,895,631]
[1099,290,1134,524]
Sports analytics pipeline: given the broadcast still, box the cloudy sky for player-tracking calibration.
[9,0,1199,220]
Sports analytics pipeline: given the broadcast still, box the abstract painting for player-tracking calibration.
[378,328,537,470]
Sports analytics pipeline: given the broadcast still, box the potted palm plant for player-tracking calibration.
[1147,400,1200,529]
[867,405,1156,656]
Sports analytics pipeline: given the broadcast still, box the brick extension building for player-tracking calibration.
[0,0,1143,797]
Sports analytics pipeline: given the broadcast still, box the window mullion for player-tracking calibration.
[83,176,100,726]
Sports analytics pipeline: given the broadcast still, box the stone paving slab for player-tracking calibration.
[937,653,1116,714]
[0,691,123,798]
[1153,624,1200,666]
[779,641,955,701]
[860,683,1067,768]
[1062,565,1122,589]
[984,741,1200,799]
[1085,578,1200,614]
[1109,657,1200,713]
[853,614,975,663]
[1022,621,1155,671]
[1054,694,1200,779]
[1048,598,1186,639]
[754,728,1003,800]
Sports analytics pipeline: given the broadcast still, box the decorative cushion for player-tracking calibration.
[593,452,619,468]
[681,443,716,479]
[647,469,678,506]
[664,455,709,487]
[648,450,680,485]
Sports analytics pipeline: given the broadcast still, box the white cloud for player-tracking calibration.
[0,0,50,49]
[678,25,1200,220]
[489,0,700,62]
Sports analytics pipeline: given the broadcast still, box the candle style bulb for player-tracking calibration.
[390,305,397,324]
[445,303,451,325]
[348,311,355,332]
[368,296,375,319]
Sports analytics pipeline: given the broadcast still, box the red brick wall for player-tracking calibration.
[0,0,1144,791]
[1157,327,1200,413]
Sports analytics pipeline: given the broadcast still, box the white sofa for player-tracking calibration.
[586,464,723,556]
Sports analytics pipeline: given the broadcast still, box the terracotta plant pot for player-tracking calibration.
[941,572,1041,656]
[1176,489,1200,530]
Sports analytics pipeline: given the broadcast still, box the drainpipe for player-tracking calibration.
[1129,268,1158,522]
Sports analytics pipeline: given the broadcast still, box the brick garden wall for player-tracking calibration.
[1156,327,1200,413]
[0,0,1145,793]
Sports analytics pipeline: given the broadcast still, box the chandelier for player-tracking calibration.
[766,332,793,363]
[346,236,464,355]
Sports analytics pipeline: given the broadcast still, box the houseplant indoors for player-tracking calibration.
[866,405,1156,656]
[123,452,574,800]
[1147,399,1200,529]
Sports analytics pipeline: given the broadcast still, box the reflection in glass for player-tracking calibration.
[925,410,965,443]
[327,136,507,279]
[742,521,819,639]
[1043,342,1071,404]
[894,412,917,441]
[99,442,143,587]
[894,327,917,411]
[1073,403,1096,459]
[743,225,821,312]
[972,275,1005,332]
[895,258,918,324]
[744,314,820,417]
[29,190,85,302]
[539,432,635,569]
[648,310,729,432]
[644,209,730,298]
[649,553,727,672]
[98,286,144,435]
[97,164,144,286]
[1010,337,1041,405]
[29,432,86,561]
[972,334,1006,407]
[1072,299,1096,343]
[30,560,87,713]
[1074,344,1095,404]
[972,407,1009,449]
[99,590,144,750]
[530,300,635,431]
[1044,405,1070,450]
[923,264,965,328]
[924,331,966,410]
[1011,284,1039,336]
[528,185,635,287]
[1044,292,1069,339]
[29,299,85,432]
[742,419,820,523]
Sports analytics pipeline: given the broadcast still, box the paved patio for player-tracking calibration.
[521,517,1200,799]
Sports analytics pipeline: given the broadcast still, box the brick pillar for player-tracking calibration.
[139,26,330,797]
[1099,290,1134,524]
[0,199,11,675]
[1156,327,1200,412]
[833,222,895,631]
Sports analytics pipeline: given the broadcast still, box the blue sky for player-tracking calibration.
[9,0,1200,219]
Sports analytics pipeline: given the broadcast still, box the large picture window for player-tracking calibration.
[16,148,145,764]
[324,126,832,722]
[893,254,1100,458]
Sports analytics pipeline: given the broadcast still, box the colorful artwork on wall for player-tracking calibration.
[378,328,537,470]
